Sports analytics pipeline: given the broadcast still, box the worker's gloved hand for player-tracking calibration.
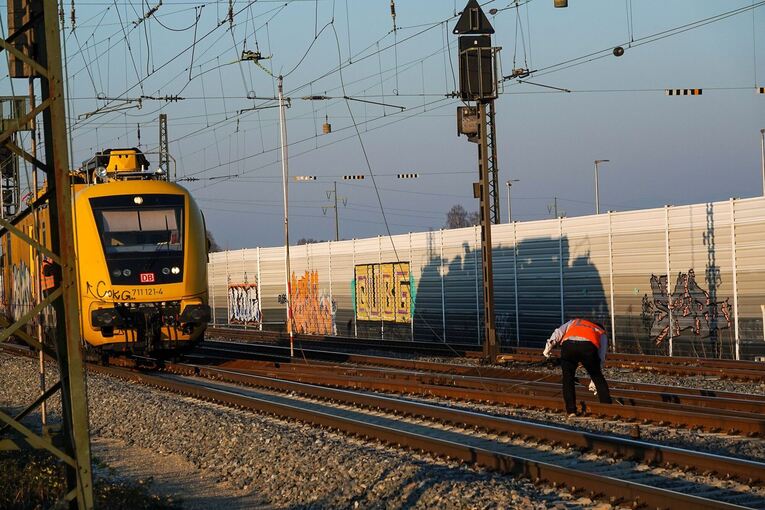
[588,380,597,396]
[542,343,552,359]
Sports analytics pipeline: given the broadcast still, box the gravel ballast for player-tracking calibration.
[1,353,588,509]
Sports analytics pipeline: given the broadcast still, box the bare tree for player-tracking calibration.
[445,204,480,229]
[206,230,222,252]
[297,238,322,245]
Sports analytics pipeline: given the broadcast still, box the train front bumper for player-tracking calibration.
[91,301,211,334]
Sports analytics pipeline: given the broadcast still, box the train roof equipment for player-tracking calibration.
[81,148,171,182]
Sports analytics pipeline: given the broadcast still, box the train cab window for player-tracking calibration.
[90,194,185,256]
[90,194,186,284]
[98,208,183,253]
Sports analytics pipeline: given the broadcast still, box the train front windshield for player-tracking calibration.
[98,208,183,254]
[90,194,185,284]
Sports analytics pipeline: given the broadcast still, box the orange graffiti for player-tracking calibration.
[290,270,335,335]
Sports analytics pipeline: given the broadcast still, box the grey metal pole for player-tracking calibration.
[278,75,294,357]
[594,159,609,214]
[333,181,339,241]
[760,129,765,197]
[595,163,600,214]
[478,101,498,359]
[506,181,512,223]
[505,179,518,223]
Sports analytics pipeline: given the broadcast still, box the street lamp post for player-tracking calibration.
[594,159,610,214]
[506,179,519,222]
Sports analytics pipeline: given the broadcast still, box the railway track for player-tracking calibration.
[191,340,765,435]
[89,361,765,509]
[4,343,764,507]
[207,326,765,382]
[499,349,765,382]
[206,326,479,357]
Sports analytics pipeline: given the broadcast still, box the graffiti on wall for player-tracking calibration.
[228,280,260,325]
[6,260,56,326]
[354,262,411,323]
[10,261,33,321]
[641,269,732,352]
[291,270,336,335]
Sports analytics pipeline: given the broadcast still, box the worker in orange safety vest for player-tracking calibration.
[543,318,613,416]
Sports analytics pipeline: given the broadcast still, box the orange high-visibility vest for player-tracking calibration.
[562,319,604,349]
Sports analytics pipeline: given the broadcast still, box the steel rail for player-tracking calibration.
[207,326,478,356]
[203,357,765,416]
[197,341,765,405]
[507,346,765,370]
[109,347,765,436]
[191,360,765,436]
[499,352,765,382]
[3,344,761,506]
[207,327,764,376]
[158,362,765,483]
[88,364,757,510]
[208,326,765,376]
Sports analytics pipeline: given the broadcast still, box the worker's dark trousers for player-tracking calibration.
[560,340,612,414]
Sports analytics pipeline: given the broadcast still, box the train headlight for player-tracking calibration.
[122,269,132,277]
[95,166,108,179]
[162,267,170,275]
[171,266,180,274]
[112,269,121,277]
[133,196,144,205]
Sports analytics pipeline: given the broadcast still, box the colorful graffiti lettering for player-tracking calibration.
[641,269,732,355]
[290,270,335,335]
[354,262,411,323]
[228,282,260,325]
[6,260,56,327]
[10,261,33,321]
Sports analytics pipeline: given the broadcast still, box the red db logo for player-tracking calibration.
[139,273,155,283]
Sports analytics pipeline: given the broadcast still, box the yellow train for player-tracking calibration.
[1,148,210,353]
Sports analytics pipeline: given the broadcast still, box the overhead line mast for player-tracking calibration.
[1,0,94,507]
[454,0,501,360]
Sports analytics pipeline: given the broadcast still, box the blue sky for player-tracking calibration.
[2,0,764,248]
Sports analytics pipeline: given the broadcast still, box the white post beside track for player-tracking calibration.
[474,225,480,345]
[256,247,262,331]
[608,211,616,352]
[558,217,564,324]
[730,198,740,360]
[513,221,520,347]
[440,228,446,343]
[664,205,673,357]
[409,231,414,342]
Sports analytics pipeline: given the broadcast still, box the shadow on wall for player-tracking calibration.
[413,234,610,348]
